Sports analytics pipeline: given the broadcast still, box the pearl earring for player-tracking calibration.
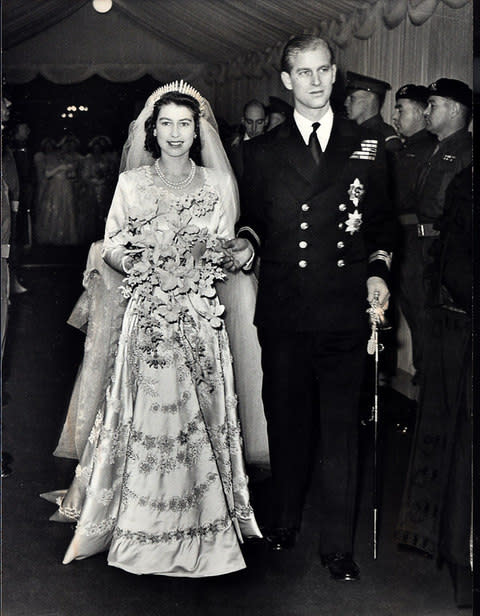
[153,129,157,136]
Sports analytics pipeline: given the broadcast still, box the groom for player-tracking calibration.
[225,34,394,581]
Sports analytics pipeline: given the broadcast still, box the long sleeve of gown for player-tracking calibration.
[215,170,236,241]
[102,172,130,272]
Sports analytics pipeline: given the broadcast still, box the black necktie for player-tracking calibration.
[308,122,323,166]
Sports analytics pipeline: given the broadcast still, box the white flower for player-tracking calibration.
[348,178,365,206]
[345,209,362,235]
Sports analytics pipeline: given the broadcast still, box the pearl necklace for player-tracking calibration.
[154,158,196,188]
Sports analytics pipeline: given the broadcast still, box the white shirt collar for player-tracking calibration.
[294,106,334,150]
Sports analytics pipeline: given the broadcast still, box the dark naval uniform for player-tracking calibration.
[239,113,394,554]
[345,72,402,154]
[361,114,402,153]
[392,128,437,374]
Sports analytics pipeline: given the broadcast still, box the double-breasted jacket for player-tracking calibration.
[239,114,395,332]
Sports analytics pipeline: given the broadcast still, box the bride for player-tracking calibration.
[54,91,269,470]
[44,82,262,577]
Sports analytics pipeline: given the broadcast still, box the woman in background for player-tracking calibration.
[82,135,118,240]
[35,134,83,245]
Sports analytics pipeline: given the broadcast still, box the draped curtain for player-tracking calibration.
[209,1,473,123]
[2,0,472,122]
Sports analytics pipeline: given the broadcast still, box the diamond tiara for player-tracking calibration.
[147,80,206,114]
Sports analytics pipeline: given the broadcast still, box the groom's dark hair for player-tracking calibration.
[281,34,335,74]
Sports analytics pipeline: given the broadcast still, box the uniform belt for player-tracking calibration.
[397,213,419,226]
[1,244,10,259]
[417,223,440,238]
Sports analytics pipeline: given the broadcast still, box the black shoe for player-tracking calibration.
[321,552,360,581]
[266,528,297,551]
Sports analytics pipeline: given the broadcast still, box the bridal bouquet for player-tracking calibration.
[118,211,227,329]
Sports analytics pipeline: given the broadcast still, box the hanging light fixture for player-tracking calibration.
[92,0,113,13]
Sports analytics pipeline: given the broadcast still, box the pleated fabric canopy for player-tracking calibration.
[2,0,471,84]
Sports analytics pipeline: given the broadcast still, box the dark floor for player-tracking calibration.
[1,256,472,616]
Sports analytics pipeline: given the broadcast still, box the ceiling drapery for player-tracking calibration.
[201,0,471,84]
[2,0,471,86]
[2,0,88,49]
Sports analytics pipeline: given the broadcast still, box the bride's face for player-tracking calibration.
[155,103,195,158]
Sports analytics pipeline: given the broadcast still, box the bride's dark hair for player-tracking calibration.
[144,92,202,164]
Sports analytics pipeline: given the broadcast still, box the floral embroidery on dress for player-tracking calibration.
[112,515,232,545]
[121,472,218,513]
[124,414,212,475]
[86,477,124,506]
[77,516,118,537]
[150,391,191,415]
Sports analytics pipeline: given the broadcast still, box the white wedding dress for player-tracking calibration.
[44,166,262,576]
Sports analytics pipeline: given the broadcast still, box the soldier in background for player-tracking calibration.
[345,71,402,153]
[391,84,437,384]
[411,78,472,377]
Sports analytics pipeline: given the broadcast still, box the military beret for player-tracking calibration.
[267,96,292,116]
[427,78,472,109]
[346,71,391,96]
[395,84,429,106]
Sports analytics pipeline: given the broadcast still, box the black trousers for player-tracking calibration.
[258,326,367,554]
[396,227,430,375]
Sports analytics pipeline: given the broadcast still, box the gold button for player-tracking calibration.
[300,222,309,230]
[299,241,308,249]
[298,260,308,268]
[337,259,345,268]
[337,241,344,249]
[339,203,347,212]
[301,203,310,212]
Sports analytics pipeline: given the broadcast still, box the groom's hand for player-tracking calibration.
[221,238,254,272]
[366,276,390,310]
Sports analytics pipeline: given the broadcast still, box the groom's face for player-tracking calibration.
[281,46,336,117]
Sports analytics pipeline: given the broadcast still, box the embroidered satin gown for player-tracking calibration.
[49,165,261,576]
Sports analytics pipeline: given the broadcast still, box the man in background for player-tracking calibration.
[390,84,437,384]
[345,71,402,153]
[10,121,35,250]
[227,99,268,180]
[413,78,472,345]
